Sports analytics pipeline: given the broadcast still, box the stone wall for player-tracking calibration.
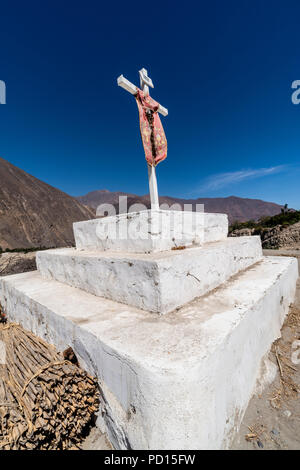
[230,222,300,249]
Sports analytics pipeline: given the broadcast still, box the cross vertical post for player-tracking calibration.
[117,68,168,211]
[147,164,159,210]
[139,69,160,211]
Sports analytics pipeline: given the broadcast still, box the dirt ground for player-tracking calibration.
[231,249,300,450]
[80,427,112,450]
[0,252,36,276]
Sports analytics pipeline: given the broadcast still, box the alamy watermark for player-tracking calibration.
[291,80,300,104]
[0,80,6,104]
[94,197,205,242]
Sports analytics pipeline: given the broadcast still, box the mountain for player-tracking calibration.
[76,190,282,223]
[76,190,137,208]
[0,157,95,250]
[0,155,283,251]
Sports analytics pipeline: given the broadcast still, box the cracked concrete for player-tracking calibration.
[73,210,228,253]
[37,236,262,313]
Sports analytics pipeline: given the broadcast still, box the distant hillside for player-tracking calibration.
[76,190,137,208]
[229,210,300,249]
[0,157,95,250]
[77,190,282,223]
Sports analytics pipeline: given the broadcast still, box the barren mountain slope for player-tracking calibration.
[77,191,282,223]
[0,157,94,250]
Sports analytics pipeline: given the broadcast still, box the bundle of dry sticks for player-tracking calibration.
[0,322,100,450]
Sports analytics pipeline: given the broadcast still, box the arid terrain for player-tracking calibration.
[0,252,37,276]
[231,223,300,249]
[0,157,284,251]
[77,190,282,224]
[0,157,94,250]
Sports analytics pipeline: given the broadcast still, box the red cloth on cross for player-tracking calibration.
[135,89,167,167]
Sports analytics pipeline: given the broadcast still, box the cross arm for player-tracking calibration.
[117,75,168,117]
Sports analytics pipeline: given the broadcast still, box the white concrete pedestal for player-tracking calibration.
[0,209,298,449]
[74,210,228,253]
[0,256,297,449]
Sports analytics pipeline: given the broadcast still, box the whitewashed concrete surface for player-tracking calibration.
[73,210,228,253]
[36,236,262,314]
[0,257,297,449]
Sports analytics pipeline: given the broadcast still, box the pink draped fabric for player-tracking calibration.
[135,89,167,166]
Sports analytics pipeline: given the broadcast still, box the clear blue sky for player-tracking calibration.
[0,0,299,208]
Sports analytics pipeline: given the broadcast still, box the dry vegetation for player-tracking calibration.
[0,319,100,450]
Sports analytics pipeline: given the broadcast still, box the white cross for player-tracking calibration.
[117,68,168,211]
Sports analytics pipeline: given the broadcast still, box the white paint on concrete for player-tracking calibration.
[36,236,262,314]
[203,212,228,244]
[73,210,228,253]
[0,256,297,449]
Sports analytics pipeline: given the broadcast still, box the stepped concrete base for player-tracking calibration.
[73,210,228,253]
[37,236,262,314]
[0,256,297,449]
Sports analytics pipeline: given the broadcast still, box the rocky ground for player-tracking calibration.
[0,252,37,276]
[0,157,94,251]
[262,223,300,249]
[230,222,300,249]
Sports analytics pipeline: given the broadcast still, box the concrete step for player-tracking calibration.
[37,236,262,314]
[0,256,297,449]
[73,210,228,253]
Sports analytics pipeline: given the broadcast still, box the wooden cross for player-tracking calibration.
[117,68,168,211]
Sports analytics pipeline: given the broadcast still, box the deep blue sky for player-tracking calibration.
[0,0,299,208]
